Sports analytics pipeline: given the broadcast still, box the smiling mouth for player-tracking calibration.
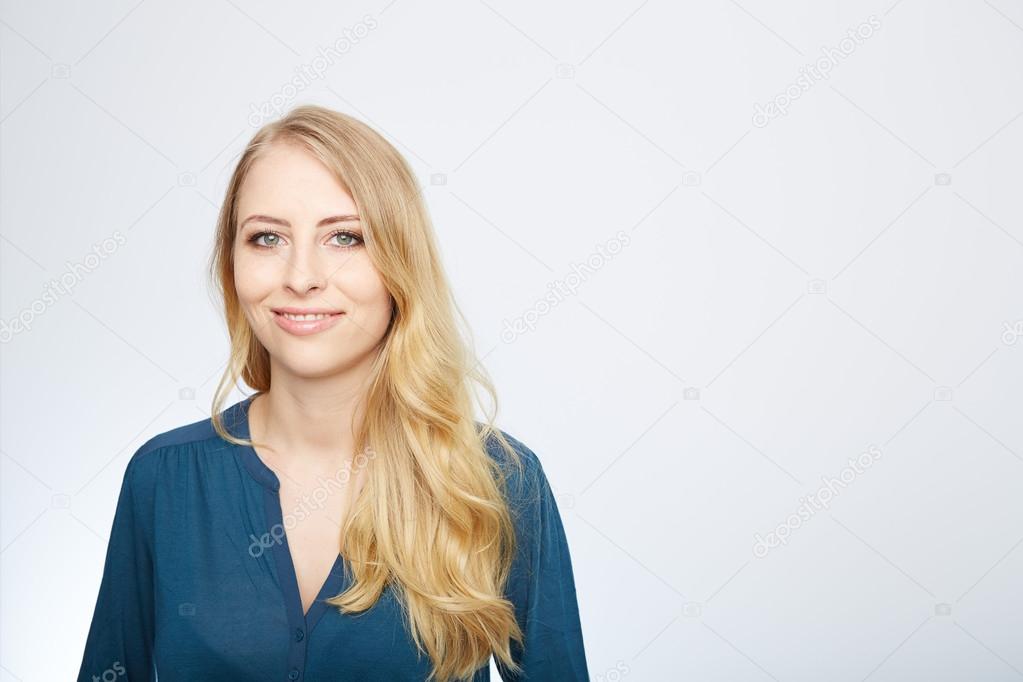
[274,311,343,321]
[270,309,346,337]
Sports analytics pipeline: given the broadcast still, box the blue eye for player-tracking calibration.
[330,230,364,249]
[249,230,282,248]
[246,229,363,250]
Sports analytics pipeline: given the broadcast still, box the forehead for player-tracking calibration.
[237,142,357,217]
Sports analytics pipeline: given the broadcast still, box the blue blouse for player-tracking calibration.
[77,396,588,681]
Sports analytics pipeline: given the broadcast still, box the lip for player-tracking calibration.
[272,306,345,315]
[272,310,345,336]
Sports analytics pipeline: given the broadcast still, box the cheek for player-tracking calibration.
[336,266,393,330]
[337,261,391,308]
[233,250,277,302]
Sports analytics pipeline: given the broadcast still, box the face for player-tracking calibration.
[233,141,393,381]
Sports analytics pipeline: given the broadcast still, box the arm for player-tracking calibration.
[77,454,156,682]
[497,449,589,681]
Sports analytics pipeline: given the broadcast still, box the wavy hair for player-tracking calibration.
[205,104,525,681]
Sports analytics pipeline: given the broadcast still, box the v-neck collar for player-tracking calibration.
[225,394,350,636]
[228,394,279,491]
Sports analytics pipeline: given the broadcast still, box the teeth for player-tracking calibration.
[280,312,337,321]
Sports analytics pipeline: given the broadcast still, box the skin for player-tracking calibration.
[232,140,393,615]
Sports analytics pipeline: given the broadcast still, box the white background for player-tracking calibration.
[2,0,1022,680]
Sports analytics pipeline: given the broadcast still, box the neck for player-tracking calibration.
[248,381,369,478]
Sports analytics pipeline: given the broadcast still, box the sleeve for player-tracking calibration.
[77,455,156,682]
[497,452,590,681]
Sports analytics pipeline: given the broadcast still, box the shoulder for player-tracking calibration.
[477,423,550,512]
[123,403,241,484]
[478,423,541,473]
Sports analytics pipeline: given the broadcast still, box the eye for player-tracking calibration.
[245,228,363,250]
[330,229,364,249]
[248,229,282,248]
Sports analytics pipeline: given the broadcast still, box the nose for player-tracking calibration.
[282,239,327,294]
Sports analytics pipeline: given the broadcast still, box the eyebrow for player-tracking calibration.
[239,214,361,229]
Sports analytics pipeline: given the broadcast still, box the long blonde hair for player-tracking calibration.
[206,104,526,680]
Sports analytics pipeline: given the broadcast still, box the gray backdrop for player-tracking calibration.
[2,0,1022,680]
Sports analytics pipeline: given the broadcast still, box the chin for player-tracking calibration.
[276,353,361,378]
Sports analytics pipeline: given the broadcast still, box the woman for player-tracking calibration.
[77,105,588,681]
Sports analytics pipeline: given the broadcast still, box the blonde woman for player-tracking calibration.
[77,105,588,681]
